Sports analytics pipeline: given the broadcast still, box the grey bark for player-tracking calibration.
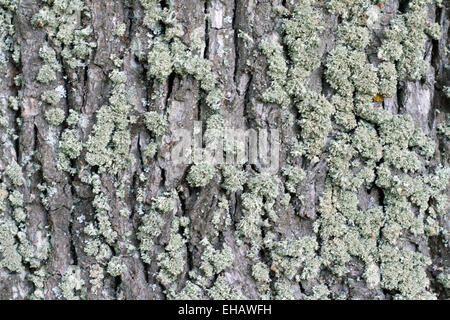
[0,0,449,300]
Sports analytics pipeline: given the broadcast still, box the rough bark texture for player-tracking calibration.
[0,0,449,300]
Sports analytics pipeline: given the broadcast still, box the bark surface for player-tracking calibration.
[0,0,449,300]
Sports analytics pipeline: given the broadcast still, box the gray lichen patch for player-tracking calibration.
[187,162,216,188]
[59,266,86,300]
[45,108,65,126]
[84,70,135,174]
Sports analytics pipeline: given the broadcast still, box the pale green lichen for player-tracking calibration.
[58,129,82,159]
[352,122,383,162]
[378,62,398,98]
[220,165,247,193]
[437,272,450,290]
[199,238,234,278]
[107,256,126,277]
[32,0,96,69]
[443,86,450,99]
[379,245,435,299]
[66,109,80,127]
[378,0,435,81]
[364,263,381,289]
[157,232,185,286]
[142,142,158,161]
[305,284,330,300]
[259,39,289,107]
[137,191,177,265]
[5,160,23,187]
[437,118,450,138]
[147,42,173,82]
[0,220,22,272]
[113,22,126,37]
[41,85,66,106]
[59,266,85,300]
[144,111,167,137]
[0,1,18,65]
[8,96,19,111]
[45,108,65,126]
[208,275,244,300]
[168,281,202,300]
[252,262,270,283]
[186,162,216,188]
[137,208,164,264]
[1,0,441,301]
[327,0,374,21]
[37,45,61,83]
[85,70,135,174]
[269,237,321,281]
[27,267,47,300]
[89,263,104,294]
[281,165,306,195]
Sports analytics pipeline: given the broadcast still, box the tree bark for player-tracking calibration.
[0,0,449,300]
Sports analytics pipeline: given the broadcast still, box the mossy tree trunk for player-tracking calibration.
[0,0,449,300]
